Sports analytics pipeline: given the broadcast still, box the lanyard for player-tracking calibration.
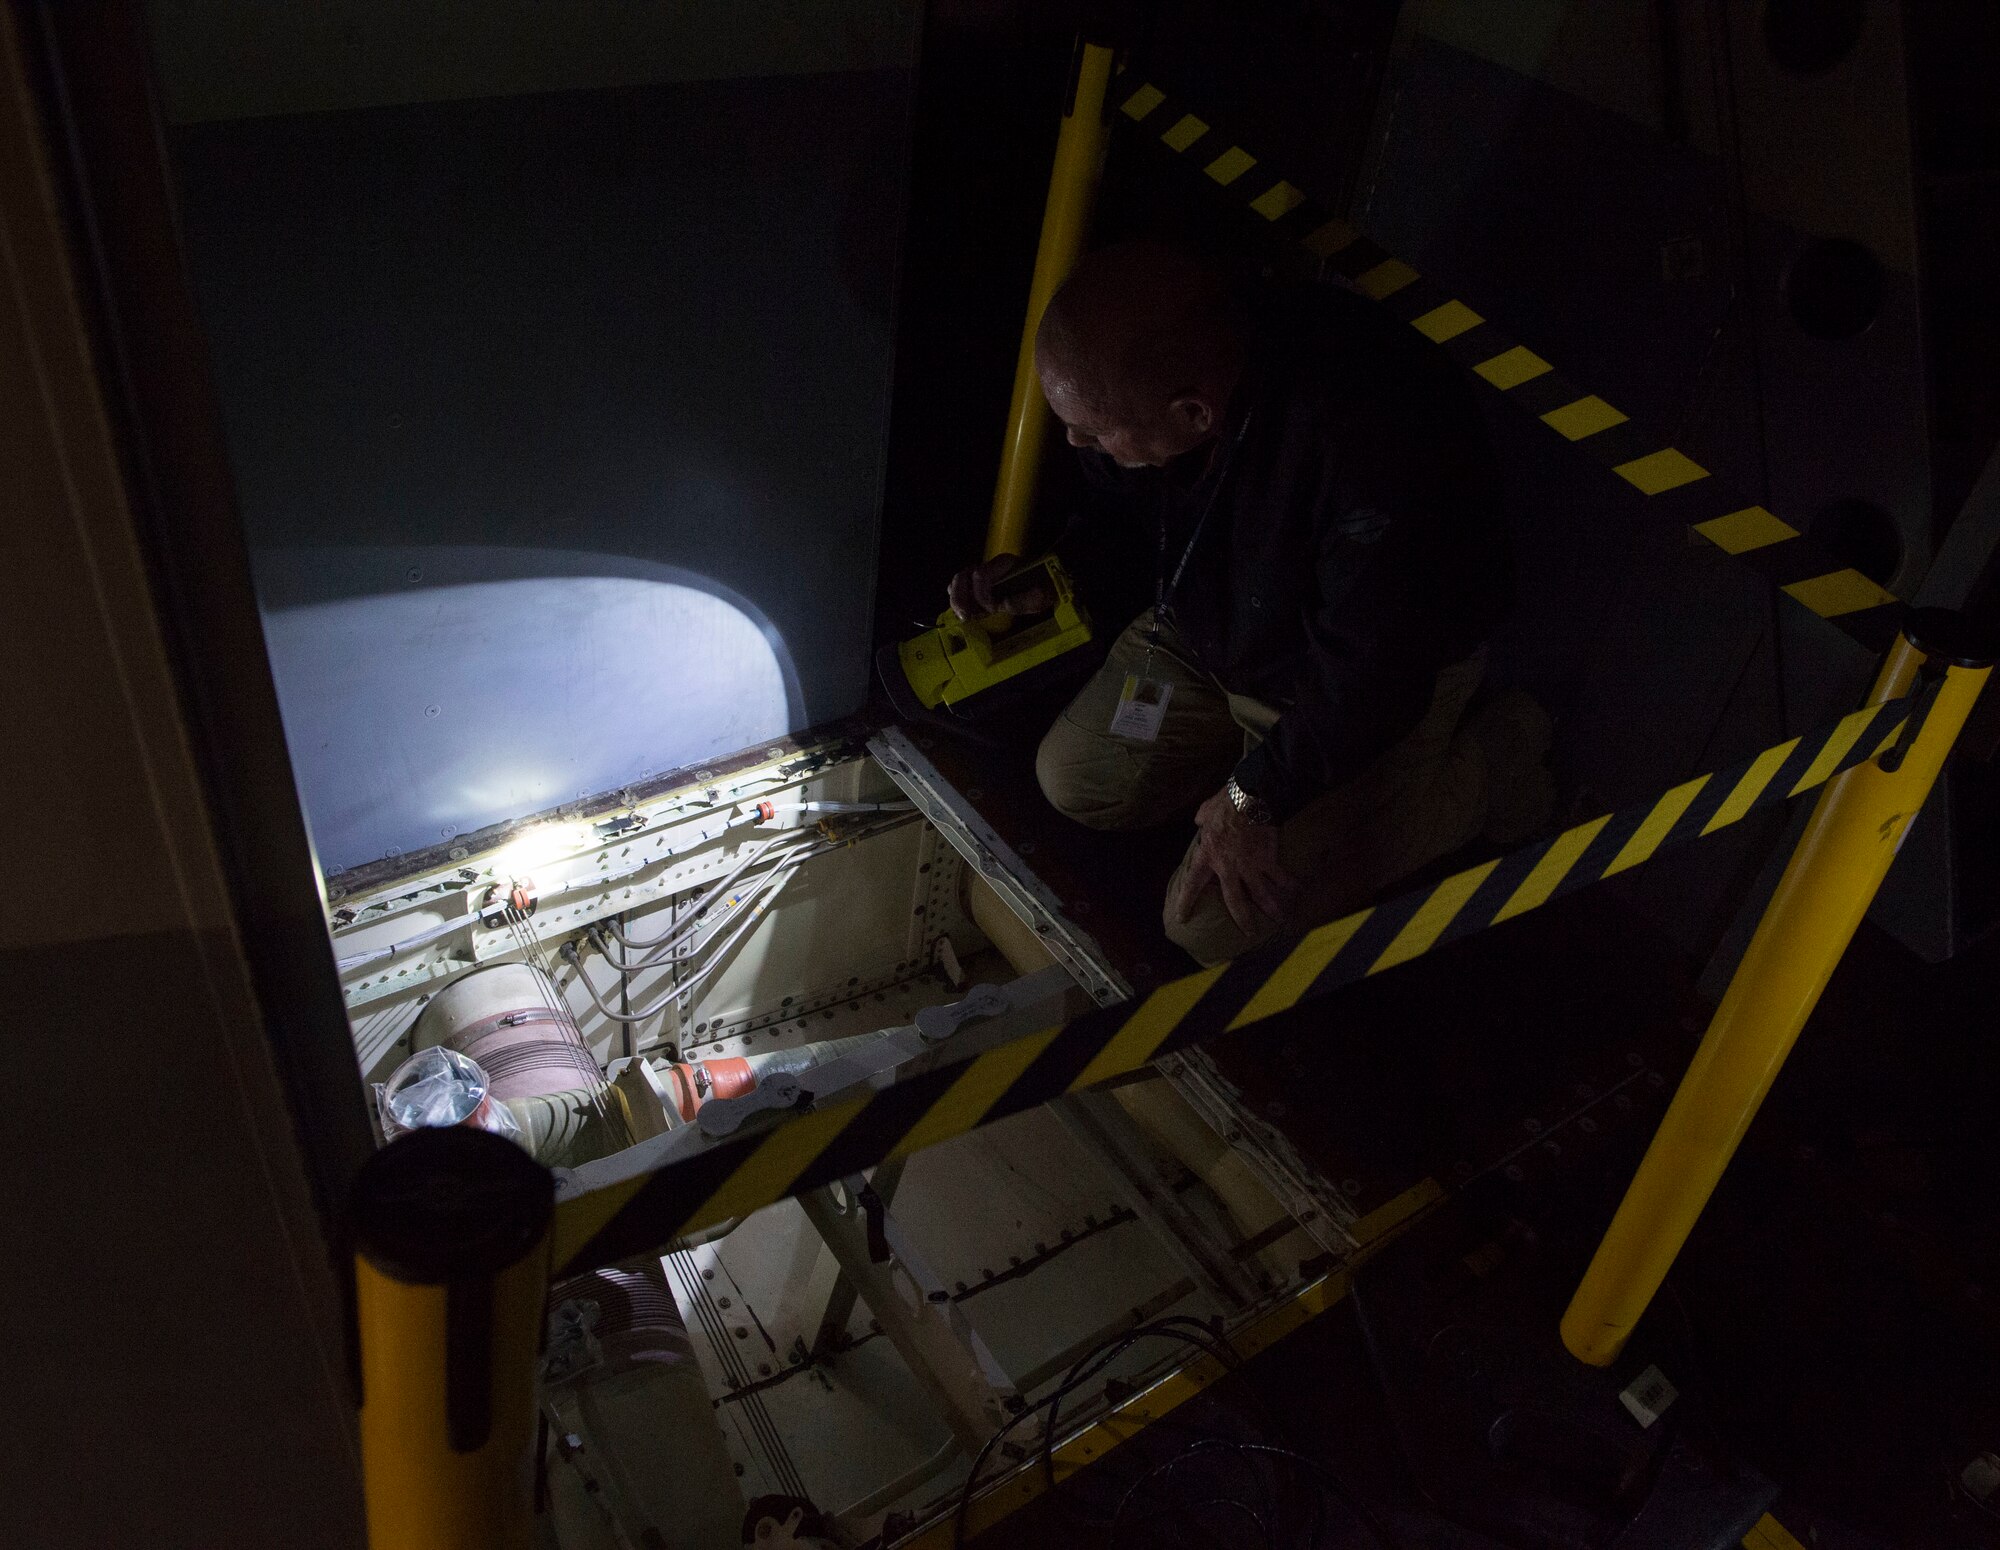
[1153,407,1255,639]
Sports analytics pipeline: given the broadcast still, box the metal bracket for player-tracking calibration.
[696,969,1072,1138]
[811,1159,907,1356]
[555,965,1080,1202]
[1153,1048,1362,1257]
[913,981,1009,1041]
[856,1181,893,1263]
[694,1051,886,1139]
[1050,1090,1264,1309]
[868,727,1132,1008]
[1876,660,1948,772]
[800,1176,1020,1454]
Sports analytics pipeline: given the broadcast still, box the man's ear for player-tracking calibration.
[1170,394,1216,438]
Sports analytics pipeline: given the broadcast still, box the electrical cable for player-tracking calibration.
[1038,1317,1245,1502]
[761,800,916,816]
[614,911,632,1061]
[1205,1443,1396,1549]
[611,813,912,970]
[665,1251,808,1501]
[335,915,464,971]
[335,812,807,974]
[606,831,809,951]
[951,1316,1400,1550]
[1108,1435,1286,1549]
[614,842,807,974]
[641,857,807,1005]
[569,816,917,1026]
[951,1320,1245,1549]
[566,854,811,1026]
[508,906,615,1133]
[1144,1494,1274,1550]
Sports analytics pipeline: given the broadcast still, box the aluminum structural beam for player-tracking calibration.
[799,1177,1020,1455]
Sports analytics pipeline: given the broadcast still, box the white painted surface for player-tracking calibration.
[261,549,799,871]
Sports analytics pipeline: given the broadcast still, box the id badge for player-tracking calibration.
[1108,675,1174,742]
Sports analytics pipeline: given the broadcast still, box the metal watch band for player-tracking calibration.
[1225,775,1274,826]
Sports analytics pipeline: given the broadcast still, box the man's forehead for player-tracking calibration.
[1042,376,1098,423]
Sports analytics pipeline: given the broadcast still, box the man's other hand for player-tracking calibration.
[947,553,1053,619]
[1175,788,1297,937]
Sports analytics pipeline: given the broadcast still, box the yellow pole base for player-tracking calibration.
[351,1127,554,1550]
[1561,610,1992,1366]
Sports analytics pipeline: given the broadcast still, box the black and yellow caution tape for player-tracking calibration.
[1743,1511,1810,1550]
[1110,74,1905,654]
[550,694,1911,1275]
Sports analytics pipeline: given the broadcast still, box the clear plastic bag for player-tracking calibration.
[375,1046,524,1145]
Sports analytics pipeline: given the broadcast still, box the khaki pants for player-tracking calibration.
[1036,611,1488,966]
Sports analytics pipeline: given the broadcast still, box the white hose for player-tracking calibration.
[617,856,793,975]
[609,814,910,971]
[334,806,899,974]
[534,812,776,903]
[606,831,810,953]
[336,915,464,972]
[760,801,915,817]
[568,855,812,1025]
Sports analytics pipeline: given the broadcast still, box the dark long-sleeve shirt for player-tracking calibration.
[1067,281,1510,822]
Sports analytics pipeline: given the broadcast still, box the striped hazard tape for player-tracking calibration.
[551,694,1912,1276]
[1111,74,1904,653]
[1743,1511,1810,1550]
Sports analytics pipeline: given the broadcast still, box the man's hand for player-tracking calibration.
[1175,787,1296,936]
[947,553,1054,620]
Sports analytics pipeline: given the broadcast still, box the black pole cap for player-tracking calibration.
[1902,607,2000,671]
[350,1127,554,1286]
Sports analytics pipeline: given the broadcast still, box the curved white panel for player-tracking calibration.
[261,546,799,871]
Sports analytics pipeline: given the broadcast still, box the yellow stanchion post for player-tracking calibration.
[984,36,1116,561]
[350,1127,555,1550]
[1562,608,1994,1366]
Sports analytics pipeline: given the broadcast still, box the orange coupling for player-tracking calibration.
[661,1057,756,1122]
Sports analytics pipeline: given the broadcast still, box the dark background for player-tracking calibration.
[155,2,921,871]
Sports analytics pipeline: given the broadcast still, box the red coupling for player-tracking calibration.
[704,1058,755,1100]
[663,1056,758,1121]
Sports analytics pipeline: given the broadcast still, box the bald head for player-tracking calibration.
[1035,242,1248,468]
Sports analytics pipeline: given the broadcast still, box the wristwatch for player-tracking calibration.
[1225,775,1275,826]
